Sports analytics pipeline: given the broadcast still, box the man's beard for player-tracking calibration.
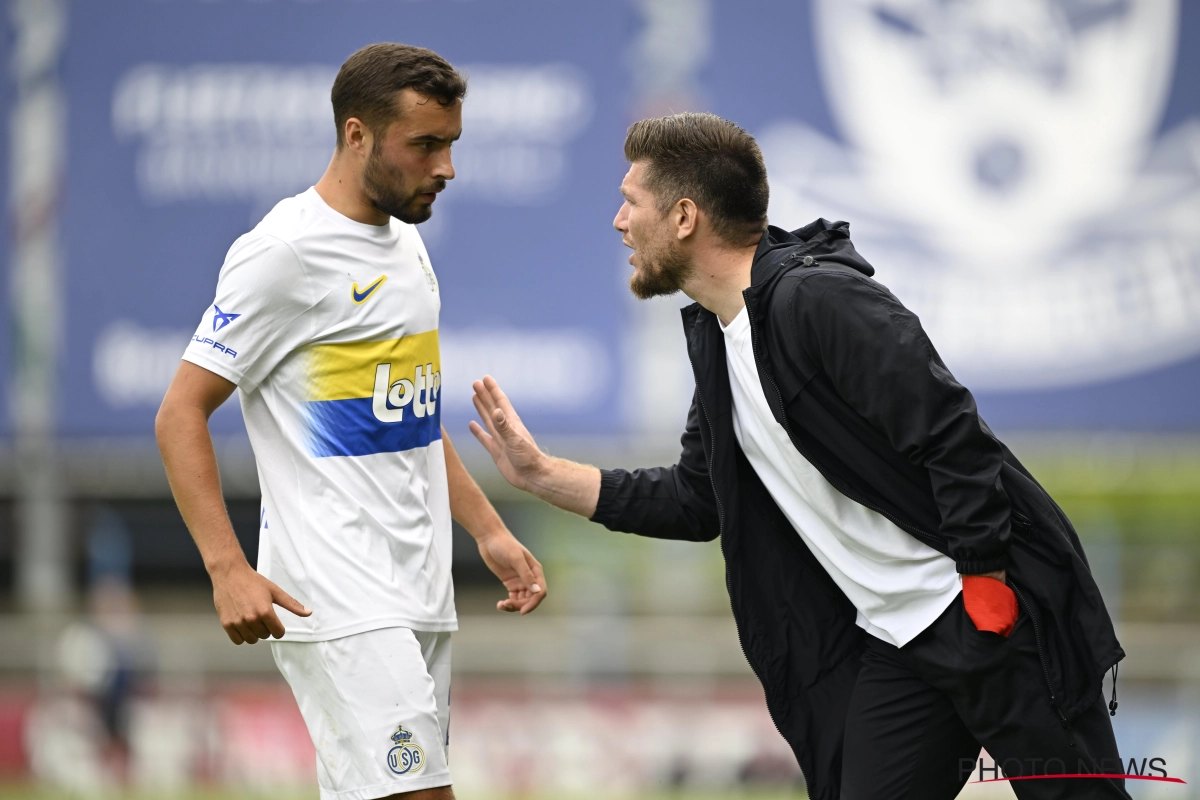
[362,147,444,224]
[628,238,694,300]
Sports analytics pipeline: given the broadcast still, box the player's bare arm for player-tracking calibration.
[441,427,547,614]
[155,361,311,645]
[468,376,600,518]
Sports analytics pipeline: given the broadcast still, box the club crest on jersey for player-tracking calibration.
[417,253,437,293]
[386,725,425,775]
[373,362,440,423]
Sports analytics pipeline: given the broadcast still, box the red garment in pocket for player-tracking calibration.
[962,575,1018,637]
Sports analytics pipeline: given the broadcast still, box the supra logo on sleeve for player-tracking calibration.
[351,274,387,304]
[212,305,241,332]
[386,725,425,775]
[192,334,237,358]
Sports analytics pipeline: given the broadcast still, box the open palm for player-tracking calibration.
[469,375,545,491]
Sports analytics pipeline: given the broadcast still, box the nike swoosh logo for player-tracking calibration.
[351,275,387,304]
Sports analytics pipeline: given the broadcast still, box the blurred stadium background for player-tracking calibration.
[2,0,1199,797]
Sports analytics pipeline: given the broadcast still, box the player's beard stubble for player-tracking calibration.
[628,235,693,300]
[363,145,445,225]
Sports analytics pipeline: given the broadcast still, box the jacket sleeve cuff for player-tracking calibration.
[956,553,1010,574]
[588,469,627,529]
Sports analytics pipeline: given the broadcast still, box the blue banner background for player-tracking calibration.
[6,0,1197,441]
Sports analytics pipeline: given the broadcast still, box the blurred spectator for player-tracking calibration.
[51,509,154,789]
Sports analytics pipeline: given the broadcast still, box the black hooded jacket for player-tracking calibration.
[590,220,1124,800]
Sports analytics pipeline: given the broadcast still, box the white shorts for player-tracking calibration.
[272,627,452,800]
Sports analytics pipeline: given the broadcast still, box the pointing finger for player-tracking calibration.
[270,584,312,617]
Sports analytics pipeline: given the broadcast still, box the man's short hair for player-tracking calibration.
[331,43,467,148]
[624,112,769,247]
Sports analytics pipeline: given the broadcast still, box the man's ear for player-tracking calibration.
[674,198,699,241]
[343,117,371,158]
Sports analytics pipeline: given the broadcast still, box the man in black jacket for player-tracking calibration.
[469,112,1128,800]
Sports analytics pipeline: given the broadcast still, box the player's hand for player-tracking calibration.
[476,530,547,615]
[211,560,312,644]
[469,375,546,491]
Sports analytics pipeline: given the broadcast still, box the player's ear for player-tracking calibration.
[343,117,370,158]
[674,198,699,241]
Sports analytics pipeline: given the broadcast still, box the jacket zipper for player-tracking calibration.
[685,344,790,746]
[1011,584,1074,746]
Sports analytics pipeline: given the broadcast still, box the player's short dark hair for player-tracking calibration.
[624,112,769,247]
[331,43,467,148]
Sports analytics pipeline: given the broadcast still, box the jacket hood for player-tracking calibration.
[750,219,875,287]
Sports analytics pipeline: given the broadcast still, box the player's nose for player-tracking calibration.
[433,151,455,182]
[613,201,629,232]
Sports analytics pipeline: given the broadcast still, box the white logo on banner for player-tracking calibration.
[111,62,592,207]
[762,0,1200,390]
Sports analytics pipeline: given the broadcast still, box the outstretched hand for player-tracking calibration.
[477,531,548,614]
[469,375,545,491]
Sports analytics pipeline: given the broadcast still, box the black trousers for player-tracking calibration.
[841,594,1130,800]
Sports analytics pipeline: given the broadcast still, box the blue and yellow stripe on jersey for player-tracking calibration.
[303,330,442,458]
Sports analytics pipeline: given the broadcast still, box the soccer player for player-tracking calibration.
[470,113,1129,800]
[156,44,546,800]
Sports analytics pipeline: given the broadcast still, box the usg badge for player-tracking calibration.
[386,724,425,775]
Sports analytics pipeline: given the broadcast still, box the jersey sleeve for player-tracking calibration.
[182,234,319,393]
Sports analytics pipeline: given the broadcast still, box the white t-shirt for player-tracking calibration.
[183,187,455,641]
[721,307,961,647]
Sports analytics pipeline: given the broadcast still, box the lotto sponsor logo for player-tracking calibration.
[372,362,440,423]
[303,330,442,458]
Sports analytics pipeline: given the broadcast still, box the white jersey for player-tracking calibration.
[721,307,960,647]
[183,187,455,641]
